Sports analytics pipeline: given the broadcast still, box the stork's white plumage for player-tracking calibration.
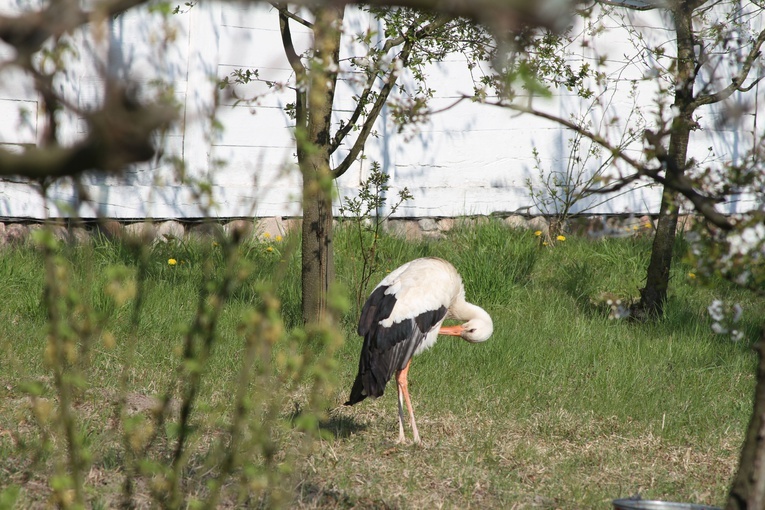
[345,257,493,444]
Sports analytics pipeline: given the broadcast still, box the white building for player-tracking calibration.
[0,1,761,220]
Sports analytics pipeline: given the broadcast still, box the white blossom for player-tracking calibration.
[708,300,724,322]
[732,303,743,323]
[727,223,765,257]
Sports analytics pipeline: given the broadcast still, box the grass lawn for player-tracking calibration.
[0,221,759,508]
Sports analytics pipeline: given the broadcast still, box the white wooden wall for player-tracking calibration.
[0,1,761,219]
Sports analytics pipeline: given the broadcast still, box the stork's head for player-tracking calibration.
[439,306,493,343]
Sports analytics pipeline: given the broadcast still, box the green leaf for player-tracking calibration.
[0,485,20,508]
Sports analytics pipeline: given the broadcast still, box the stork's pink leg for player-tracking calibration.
[396,382,406,443]
[395,360,421,444]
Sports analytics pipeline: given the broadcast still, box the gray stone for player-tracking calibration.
[678,214,695,232]
[125,222,156,243]
[69,227,90,244]
[280,217,299,234]
[422,230,445,240]
[49,225,70,243]
[97,220,123,239]
[418,218,439,232]
[256,217,285,239]
[456,216,489,229]
[386,219,422,240]
[503,215,528,230]
[6,224,29,245]
[437,218,455,232]
[224,219,255,241]
[527,216,549,234]
[156,220,185,241]
[189,222,224,241]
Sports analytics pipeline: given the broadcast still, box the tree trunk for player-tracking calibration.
[299,5,344,325]
[635,1,695,319]
[301,175,335,325]
[638,182,682,318]
[726,336,765,509]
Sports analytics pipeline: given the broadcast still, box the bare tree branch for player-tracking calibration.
[331,16,450,178]
[0,85,175,179]
[0,0,150,63]
[332,0,572,33]
[329,14,449,155]
[493,99,735,230]
[270,2,314,28]
[691,26,765,109]
[277,5,308,81]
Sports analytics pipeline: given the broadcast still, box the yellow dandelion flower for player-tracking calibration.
[266,246,274,253]
[632,225,639,230]
[557,235,566,242]
[644,222,653,229]
[275,235,283,242]
[688,272,696,279]
[534,230,542,237]
[168,258,177,266]
[263,232,271,239]
[542,241,548,246]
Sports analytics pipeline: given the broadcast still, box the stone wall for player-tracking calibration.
[0,214,700,247]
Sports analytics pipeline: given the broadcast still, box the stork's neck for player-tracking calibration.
[450,297,490,323]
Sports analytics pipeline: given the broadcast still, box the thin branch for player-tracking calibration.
[339,0,570,33]
[691,27,765,109]
[331,17,450,178]
[277,6,307,81]
[331,50,407,178]
[270,2,314,29]
[494,98,734,230]
[428,95,471,115]
[329,14,448,154]
[277,7,309,163]
[329,73,377,153]
[0,86,175,180]
[739,76,764,93]
[0,0,150,61]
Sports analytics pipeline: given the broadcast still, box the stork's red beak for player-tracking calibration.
[439,324,464,337]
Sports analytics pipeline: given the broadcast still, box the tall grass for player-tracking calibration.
[0,220,760,508]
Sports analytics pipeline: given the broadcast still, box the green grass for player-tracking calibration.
[0,221,760,508]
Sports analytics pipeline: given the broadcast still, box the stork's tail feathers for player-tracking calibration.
[345,354,390,405]
[344,372,367,406]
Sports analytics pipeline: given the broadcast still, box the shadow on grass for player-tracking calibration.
[318,413,368,439]
[295,480,397,509]
[559,260,610,317]
[288,404,368,439]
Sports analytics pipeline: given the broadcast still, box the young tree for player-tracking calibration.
[273,3,496,324]
[474,0,764,318]
[465,1,765,505]
[625,0,765,318]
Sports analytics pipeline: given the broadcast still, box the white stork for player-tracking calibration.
[345,257,493,444]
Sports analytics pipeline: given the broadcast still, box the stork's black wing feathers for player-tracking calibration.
[346,286,447,406]
[357,285,396,337]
